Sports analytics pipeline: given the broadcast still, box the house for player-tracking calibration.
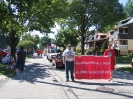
[85,33,109,50]
[109,17,133,55]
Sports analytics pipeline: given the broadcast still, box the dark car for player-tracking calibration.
[52,53,65,69]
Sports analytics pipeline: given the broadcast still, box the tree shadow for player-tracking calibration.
[113,70,133,80]
[12,62,53,84]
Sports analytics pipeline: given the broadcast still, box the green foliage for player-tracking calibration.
[55,27,79,48]
[0,64,14,76]
[22,33,34,41]
[18,40,34,48]
[20,33,39,50]
[116,55,131,63]
[0,0,67,57]
[33,34,39,50]
[124,0,133,17]
[76,47,81,53]
[39,35,51,49]
[0,34,7,49]
[101,41,108,52]
[58,0,126,55]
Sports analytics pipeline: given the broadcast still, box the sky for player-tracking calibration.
[119,0,128,6]
[34,0,128,39]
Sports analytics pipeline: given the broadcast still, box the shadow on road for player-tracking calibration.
[11,56,133,99]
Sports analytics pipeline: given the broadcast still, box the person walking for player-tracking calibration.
[16,46,26,72]
[104,44,116,81]
[62,44,75,82]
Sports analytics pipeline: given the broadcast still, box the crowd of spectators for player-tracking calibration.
[0,48,15,70]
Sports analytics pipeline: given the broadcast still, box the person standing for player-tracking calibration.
[16,46,26,72]
[62,44,75,82]
[104,44,116,81]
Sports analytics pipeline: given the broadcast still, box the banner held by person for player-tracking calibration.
[75,56,111,79]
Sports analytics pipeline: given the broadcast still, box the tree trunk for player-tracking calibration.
[11,45,17,59]
[6,31,20,60]
[81,33,85,55]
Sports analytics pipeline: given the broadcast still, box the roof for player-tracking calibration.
[86,33,109,43]
[115,17,133,28]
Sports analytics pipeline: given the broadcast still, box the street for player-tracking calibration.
[0,54,133,99]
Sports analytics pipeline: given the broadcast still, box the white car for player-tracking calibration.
[47,49,61,62]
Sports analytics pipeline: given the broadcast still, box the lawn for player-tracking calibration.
[116,55,131,64]
[0,56,29,77]
[0,64,15,77]
[116,66,133,74]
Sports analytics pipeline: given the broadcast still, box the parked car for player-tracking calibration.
[47,49,60,62]
[0,49,11,57]
[52,53,65,69]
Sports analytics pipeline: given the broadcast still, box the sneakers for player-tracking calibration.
[72,79,75,82]
[65,79,75,82]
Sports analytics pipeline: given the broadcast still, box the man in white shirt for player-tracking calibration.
[62,44,75,82]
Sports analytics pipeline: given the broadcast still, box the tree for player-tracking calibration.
[33,34,39,50]
[60,0,125,55]
[124,0,133,17]
[55,27,79,48]
[18,33,39,50]
[0,0,34,58]
[22,33,34,41]
[0,34,6,49]
[39,35,51,49]
[101,40,108,53]
[18,40,34,49]
[0,0,68,58]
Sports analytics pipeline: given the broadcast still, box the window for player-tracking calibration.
[125,28,128,33]
[119,28,128,34]
[123,40,127,45]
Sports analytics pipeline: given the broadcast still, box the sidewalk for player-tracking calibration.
[116,63,131,68]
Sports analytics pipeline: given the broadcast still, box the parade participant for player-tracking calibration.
[104,44,116,81]
[62,44,75,82]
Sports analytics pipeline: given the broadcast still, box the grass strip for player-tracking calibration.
[116,66,133,74]
[0,64,15,77]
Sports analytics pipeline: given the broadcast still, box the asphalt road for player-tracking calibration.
[0,54,133,99]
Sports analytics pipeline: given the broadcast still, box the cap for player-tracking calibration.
[67,44,71,47]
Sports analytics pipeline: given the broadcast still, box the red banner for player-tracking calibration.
[75,56,111,79]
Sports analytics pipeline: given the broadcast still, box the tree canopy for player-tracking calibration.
[0,0,68,57]
[124,0,133,17]
[58,0,126,55]
[0,0,127,56]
